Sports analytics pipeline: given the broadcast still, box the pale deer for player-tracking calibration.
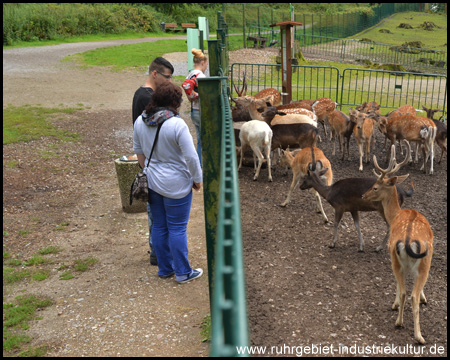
[349,109,374,171]
[362,141,433,344]
[279,147,332,223]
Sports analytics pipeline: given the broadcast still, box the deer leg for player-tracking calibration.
[438,144,446,164]
[411,259,431,344]
[321,119,328,139]
[358,142,364,171]
[238,143,248,170]
[350,211,364,252]
[391,252,406,327]
[376,226,390,252]
[281,172,301,207]
[265,144,272,182]
[312,189,329,223]
[251,146,264,181]
[330,210,344,249]
[366,138,371,164]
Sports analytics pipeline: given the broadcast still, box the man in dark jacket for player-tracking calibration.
[132,57,174,125]
[132,57,174,265]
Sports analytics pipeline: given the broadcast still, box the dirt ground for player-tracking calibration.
[3,38,209,357]
[3,39,447,357]
[239,130,447,356]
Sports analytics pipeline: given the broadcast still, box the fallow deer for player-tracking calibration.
[349,109,374,171]
[362,141,433,344]
[279,147,332,223]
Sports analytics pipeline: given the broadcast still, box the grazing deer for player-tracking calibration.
[279,147,332,223]
[349,109,374,171]
[362,141,433,344]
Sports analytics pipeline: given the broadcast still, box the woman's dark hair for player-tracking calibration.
[145,82,183,115]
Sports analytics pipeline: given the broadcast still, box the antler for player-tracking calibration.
[373,140,411,180]
[233,71,247,97]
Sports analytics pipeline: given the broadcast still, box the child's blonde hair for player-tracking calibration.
[191,48,208,64]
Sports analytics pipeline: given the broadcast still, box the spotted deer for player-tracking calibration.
[349,109,374,171]
[362,141,433,344]
[328,110,355,160]
[279,147,333,223]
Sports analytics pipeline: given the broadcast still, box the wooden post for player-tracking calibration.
[270,21,302,104]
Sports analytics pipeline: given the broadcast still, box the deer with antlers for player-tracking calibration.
[362,141,433,344]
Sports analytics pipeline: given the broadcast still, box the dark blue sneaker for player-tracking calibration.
[176,268,203,284]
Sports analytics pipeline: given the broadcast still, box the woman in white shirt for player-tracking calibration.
[133,82,203,284]
[186,48,208,166]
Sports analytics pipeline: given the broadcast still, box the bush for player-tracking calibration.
[3,3,163,45]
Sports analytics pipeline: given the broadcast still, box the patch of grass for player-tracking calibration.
[24,255,48,267]
[38,246,63,255]
[55,221,70,231]
[3,105,83,145]
[74,257,98,272]
[17,230,31,237]
[3,267,31,284]
[3,294,52,355]
[66,39,188,72]
[200,314,211,342]
[59,271,74,280]
[31,270,50,281]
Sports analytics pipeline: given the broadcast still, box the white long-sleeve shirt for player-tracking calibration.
[133,115,202,199]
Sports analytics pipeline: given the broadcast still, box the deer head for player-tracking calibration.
[362,141,411,201]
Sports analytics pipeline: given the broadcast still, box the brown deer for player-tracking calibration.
[362,141,433,344]
[349,109,374,171]
[311,97,337,139]
[279,147,332,223]
[374,113,437,174]
[299,152,414,252]
[328,110,355,160]
[422,105,447,164]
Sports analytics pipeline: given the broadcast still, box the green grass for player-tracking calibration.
[68,39,191,71]
[3,31,181,49]
[3,294,52,355]
[3,105,82,145]
[352,11,447,50]
[200,314,211,342]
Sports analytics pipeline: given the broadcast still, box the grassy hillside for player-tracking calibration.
[352,11,447,50]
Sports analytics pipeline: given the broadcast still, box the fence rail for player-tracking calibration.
[200,11,249,357]
[230,63,447,119]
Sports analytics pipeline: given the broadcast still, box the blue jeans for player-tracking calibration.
[191,108,202,166]
[148,189,193,277]
[147,202,154,254]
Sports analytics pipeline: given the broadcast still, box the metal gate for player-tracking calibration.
[230,63,447,119]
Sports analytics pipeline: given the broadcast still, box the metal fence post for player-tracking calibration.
[198,77,224,306]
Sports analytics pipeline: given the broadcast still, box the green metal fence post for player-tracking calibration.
[198,76,224,306]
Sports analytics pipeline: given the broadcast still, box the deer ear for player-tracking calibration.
[394,174,409,185]
[277,111,287,116]
[319,167,329,177]
[315,160,323,170]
